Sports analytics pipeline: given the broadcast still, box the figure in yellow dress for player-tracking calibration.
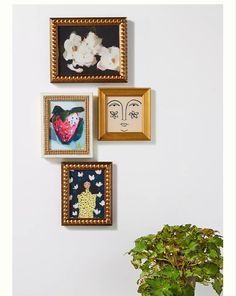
[78,181,96,218]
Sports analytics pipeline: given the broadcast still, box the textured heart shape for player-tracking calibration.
[50,106,84,144]
[53,113,80,143]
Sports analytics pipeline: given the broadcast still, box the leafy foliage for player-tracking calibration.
[128,225,223,295]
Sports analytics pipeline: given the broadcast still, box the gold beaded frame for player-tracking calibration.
[42,94,93,158]
[50,17,128,83]
[98,88,151,140]
[61,162,112,226]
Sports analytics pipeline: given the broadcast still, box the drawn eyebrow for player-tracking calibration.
[107,100,122,107]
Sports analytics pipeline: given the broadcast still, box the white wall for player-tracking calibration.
[13,5,223,296]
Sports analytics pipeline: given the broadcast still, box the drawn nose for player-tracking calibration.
[120,123,128,127]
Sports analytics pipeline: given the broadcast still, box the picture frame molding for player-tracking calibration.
[98,88,151,140]
[61,162,112,226]
[42,93,93,158]
[50,17,128,83]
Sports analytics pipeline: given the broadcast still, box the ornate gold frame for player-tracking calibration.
[61,162,112,226]
[50,17,128,83]
[43,94,92,157]
[98,88,151,140]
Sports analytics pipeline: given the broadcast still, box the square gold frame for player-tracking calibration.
[98,88,151,140]
[61,162,112,226]
[42,94,93,158]
[50,17,128,83]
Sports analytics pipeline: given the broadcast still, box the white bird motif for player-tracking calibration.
[73,203,78,209]
[95,170,102,175]
[78,172,83,177]
[96,182,103,187]
[93,209,101,215]
[89,175,95,181]
[69,177,73,183]
[99,200,105,206]
[72,211,77,216]
[73,184,78,190]
[69,195,73,200]
[97,192,102,198]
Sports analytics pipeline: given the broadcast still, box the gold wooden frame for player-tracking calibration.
[61,162,112,226]
[43,94,92,158]
[98,88,151,140]
[50,17,128,83]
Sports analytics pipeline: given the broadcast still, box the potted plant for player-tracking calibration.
[128,224,223,296]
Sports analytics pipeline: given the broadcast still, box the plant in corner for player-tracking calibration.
[128,224,223,296]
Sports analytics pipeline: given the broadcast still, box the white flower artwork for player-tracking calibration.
[63,31,120,73]
[93,209,101,215]
[97,46,120,71]
[89,175,95,181]
[97,192,102,198]
[99,200,105,207]
[73,203,78,209]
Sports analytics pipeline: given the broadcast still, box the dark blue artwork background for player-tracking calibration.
[69,169,105,219]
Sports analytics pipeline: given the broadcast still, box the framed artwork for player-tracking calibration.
[42,94,93,158]
[50,17,127,83]
[61,162,112,226]
[98,88,151,140]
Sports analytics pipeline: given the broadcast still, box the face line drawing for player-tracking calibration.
[107,97,143,132]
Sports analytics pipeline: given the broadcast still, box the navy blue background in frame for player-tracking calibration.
[69,169,105,219]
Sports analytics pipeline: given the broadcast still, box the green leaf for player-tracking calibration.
[156,242,165,254]
[60,110,70,122]
[72,118,84,142]
[69,106,84,114]
[212,278,223,295]
[208,236,223,248]
[209,249,218,259]
[160,266,180,280]
[134,239,147,252]
[128,225,223,296]
[203,262,219,276]
[131,258,141,269]
[182,285,195,296]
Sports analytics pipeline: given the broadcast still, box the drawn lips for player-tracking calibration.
[120,123,128,127]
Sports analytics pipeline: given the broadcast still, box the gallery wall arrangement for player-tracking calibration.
[14,5,223,296]
[45,16,151,225]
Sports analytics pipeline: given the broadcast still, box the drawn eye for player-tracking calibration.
[129,103,139,107]
[109,103,120,107]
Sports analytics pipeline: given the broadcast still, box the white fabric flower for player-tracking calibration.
[84,32,102,55]
[97,46,120,71]
[72,41,97,68]
[63,33,82,61]
[67,64,83,73]
[63,31,120,73]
